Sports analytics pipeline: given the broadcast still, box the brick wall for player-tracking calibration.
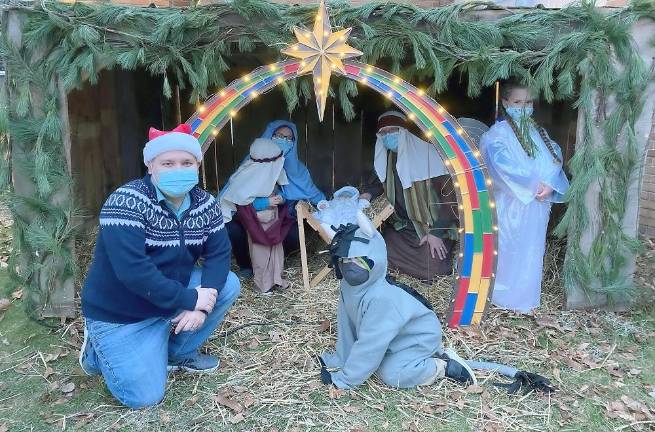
[639,111,655,238]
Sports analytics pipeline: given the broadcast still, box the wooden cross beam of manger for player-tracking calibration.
[295,200,395,290]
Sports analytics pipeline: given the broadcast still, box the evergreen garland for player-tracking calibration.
[0,0,653,312]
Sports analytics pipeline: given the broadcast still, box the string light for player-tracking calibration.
[417,89,425,96]
[198,105,206,113]
[251,90,259,98]
[386,91,393,98]
[219,90,226,97]
[444,160,451,166]
[437,107,445,114]
[459,253,464,257]
[493,251,498,255]
[454,182,460,188]
[276,77,284,84]
[458,228,464,233]
[293,45,299,51]
[360,77,368,83]
[394,77,400,83]
[269,64,277,71]
[366,66,373,73]
[230,110,237,117]
[490,202,496,208]
[300,61,307,67]
[212,129,219,136]
[474,151,481,157]
[323,30,329,37]
[486,179,492,186]
[456,128,463,134]
[425,131,432,138]
[408,113,416,120]
[459,205,464,210]
[493,225,499,231]
[243,75,251,82]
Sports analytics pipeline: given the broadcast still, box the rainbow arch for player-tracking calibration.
[186,60,498,327]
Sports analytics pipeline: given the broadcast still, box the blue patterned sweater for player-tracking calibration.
[81,175,231,323]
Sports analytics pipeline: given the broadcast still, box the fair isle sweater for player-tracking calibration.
[81,175,231,323]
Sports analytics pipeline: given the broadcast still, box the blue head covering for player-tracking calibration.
[261,120,325,204]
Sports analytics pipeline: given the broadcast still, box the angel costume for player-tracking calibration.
[480,114,569,312]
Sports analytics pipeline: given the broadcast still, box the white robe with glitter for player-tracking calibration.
[480,120,569,313]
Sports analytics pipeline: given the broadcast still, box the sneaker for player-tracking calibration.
[168,353,220,373]
[441,348,477,385]
[236,268,254,278]
[78,323,100,376]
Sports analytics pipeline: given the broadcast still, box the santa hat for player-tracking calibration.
[143,124,202,164]
[377,111,408,129]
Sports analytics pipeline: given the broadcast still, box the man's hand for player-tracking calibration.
[360,192,372,201]
[535,183,554,202]
[419,234,448,260]
[172,310,207,334]
[268,195,284,206]
[195,287,217,313]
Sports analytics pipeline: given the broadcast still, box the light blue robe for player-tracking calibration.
[480,120,569,312]
[320,229,445,389]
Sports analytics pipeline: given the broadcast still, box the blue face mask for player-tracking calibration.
[272,137,294,156]
[381,132,399,152]
[155,168,198,198]
[505,106,534,121]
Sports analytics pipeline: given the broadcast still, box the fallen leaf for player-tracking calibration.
[184,395,199,407]
[350,428,366,432]
[605,365,625,378]
[343,404,360,413]
[44,367,54,379]
[466,384,484,394]
[214,393,244,413]
[319,319,331,333]
[0,423,7,432]
[60,382,75,394]
[242,394,256,409]
[229,413,245,424]
[0,298,10,311]
[160,411,172,424]
[247,338,261,349]
[328,386,344,400]
[628,368,642,376]
[11,289,23,300]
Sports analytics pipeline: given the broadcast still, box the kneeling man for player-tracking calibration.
[79,124,240,408]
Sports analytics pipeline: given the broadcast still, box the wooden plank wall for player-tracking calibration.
[68,69,164,219]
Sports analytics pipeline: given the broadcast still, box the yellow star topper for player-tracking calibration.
[281,0,362,121]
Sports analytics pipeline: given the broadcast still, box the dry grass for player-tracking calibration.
[1,218,655,431]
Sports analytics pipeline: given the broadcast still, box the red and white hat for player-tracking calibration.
[142,124,202,164]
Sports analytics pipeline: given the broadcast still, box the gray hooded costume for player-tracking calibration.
[319,219,447,389]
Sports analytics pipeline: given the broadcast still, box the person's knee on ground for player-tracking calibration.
[114,378,166,409]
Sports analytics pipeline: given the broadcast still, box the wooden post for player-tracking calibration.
[296,202,311,290]
[565,19,655,310]
[4,10,76,318]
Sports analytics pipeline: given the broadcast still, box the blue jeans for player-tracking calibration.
[83,270,240,409]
